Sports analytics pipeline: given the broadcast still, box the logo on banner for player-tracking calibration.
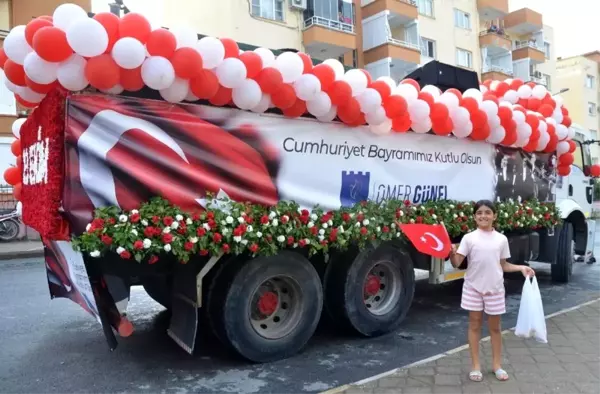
[340,171,370,207]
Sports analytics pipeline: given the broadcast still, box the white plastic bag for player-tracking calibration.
[514,276,547,343]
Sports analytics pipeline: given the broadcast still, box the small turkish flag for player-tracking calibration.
[399,223,452,259]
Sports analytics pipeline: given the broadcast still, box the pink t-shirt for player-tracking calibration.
[456,229,511,294]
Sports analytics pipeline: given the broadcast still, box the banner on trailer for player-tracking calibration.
[62,94,555,234]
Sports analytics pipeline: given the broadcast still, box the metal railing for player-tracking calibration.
[388,37,421,52]
[482,65,513,76]
[304,16,355,34]
[479,29,510,40]
[529,76,546,85]
[514,41,544,52]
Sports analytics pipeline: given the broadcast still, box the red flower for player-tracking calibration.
[357,213,365,222]
[320,240,328,246]
[266,234,273,242]
[395,210,401,219]
[301,209,309,217]
[207,219,216,229]
[544,213,551,220]
[152,216,160,224]
[298,239,307,247]
[144,227,155,238]
[246,216,254,224]
[287,236,294,245]
[260,215,269,224]
[310,226,318,235]
[162,233,173,244]
[428,209,435,215]
[249,243,259,253]
[416,216,423,223]
[281,215,289,224]
[199,249,209,256]
[222,244,230,253]
[177,225,187,235]
[404,200,411,206]
[299,215,309,224]
[360,227,368,235]
[329,228,338,242]
[192,212,201,221]
[213,233,222,243]
[461,224,468,231]
[342,213,351,222]
[207,212,215,220]
[197,227,206,236]
[101,235,113,245]
[130,213,140,223]
[148,255,159,265]
[133,240,144,250]
[382,226,390,233]
[108,218,116,225]
[120,250,132,259]
[163,216,174,226]
[233,227,243,237]
[184,241,194,251]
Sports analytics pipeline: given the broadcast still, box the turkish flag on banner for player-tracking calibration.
[399,224,452,259]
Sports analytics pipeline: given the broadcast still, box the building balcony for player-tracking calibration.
[512,42,545,64]
[479,30,512,54]
[477,0,509,20]
[481,65,513,81]
[302,16,357,60]
[503,8,543,35]
[362,0,418,23]
[364,39,421,81]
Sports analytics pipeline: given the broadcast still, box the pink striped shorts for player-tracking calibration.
[461,281,506,315]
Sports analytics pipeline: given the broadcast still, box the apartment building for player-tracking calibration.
[556,52,600,163]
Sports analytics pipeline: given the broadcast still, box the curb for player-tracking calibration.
[0,247,44,261]
[320,297,600,394]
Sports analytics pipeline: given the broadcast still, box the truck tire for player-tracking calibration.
[142,276,172,309]
[207,251,323,363]
[324,242,415,337]
[552,222,574,283]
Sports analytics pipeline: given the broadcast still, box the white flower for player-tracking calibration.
[304,239,311,245]
[459,212,464,217]
[376,226,381,232]
[410,219,415,223]
[327,219,333,226]
[226,216,234,224]
[500,203,505,208]
[322,223,328,229]
[293,243,298,248]
[464,202,470,205]
[391,223,397,229]
[86,223,91,231]
[221,220,227,226]
[163,227,171,234]
[131,209,139,215]
[186,218,193,225]
[355,222,361,227]
[246,225,253,233]
[363,219,370,226]
[277,235,286,243]
[269,211,277,219]
[338,225,345,233]
[449,204,455,209]
[412,206,417,211]
[445,209,450,214]
[310,213,318,221]
[222,228,230,235]
[308,221,314,228]
[398,211,404,217]
[432,214,437,220]
[241,239,248,245]
[171,221,179,230]
[396,232,401,237]
[143,239,152,249]
[272,219,279,227]
[189,237,198,244]
[176,214,183,221]
[119,215,128,223]
[203,223,211,230]
[453,213,458,219]
[504,213,509,218]
[90,250,101,258]
[238,216,245,224]
[164,244,172,252]
[131,229,138,236]
[349,213,355,218]
[318,235,324,241]
[256,231,263,238]
[319,229,325,235]
[116,247,125,255]
[234,236,242,243]
[141,219,149,226]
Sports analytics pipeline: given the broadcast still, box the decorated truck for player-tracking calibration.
[2,3,598,363]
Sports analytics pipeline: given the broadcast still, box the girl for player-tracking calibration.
[450,200,535,382]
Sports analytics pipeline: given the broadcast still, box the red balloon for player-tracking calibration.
[209,86,233,106]
[0,48,7,69]
[430,103,449,122]
[94,12,120,52]
[190,70,219,99]
[482,93,499,105]
[337,98,360,124]
[517,98,528,108]
[432,117,452,136]
[528,97,541,111]
[383,95,407,118]
[471,124,490,141]
[538,104,554,118]
[361,69,372,86]
[171,48,203,79]
[39,15,53,22]
[119,13,151,43]
[544,131,558,153]
[239,52,263,79]
[11,139,21,156]
[568,140,576,153]
[495,82,510,97]
[256,67,283,95]
[85,54,120,90]
[329,81,352,106]
[526,114,540,132]
[120,67,145,92]
[523,138,539,152]
[25,76,56,94]
[557,165,570,176]
[461,97,479,115]
[392,114,411,133]
[13,183,22,201]
[298,53,313,73]
[559,153,574,166]
[4,60,26,86]
[369,80,391,100]
[561,106,569,116]
[526,82,536,88]
[311,64,335,92]
[418,92,435,108]
[220,38,239,59]
[445,88,463,101]
[16,156,22,171]
[400,78,420,92]
[472,110,488,130]
[25,17,53,47]
[271,84,296,110]
[33,27,73,62]
[563,116,572,127]
[542,94,556,109]
[15,94,37,108]
[3,167,21,186]
[350,112,366,126]
[501,124,518,146]
[146,29,177,58]
[509,79,524,90]
[498,106,513,124]
[282,99,306,118]
[591,165,600,177]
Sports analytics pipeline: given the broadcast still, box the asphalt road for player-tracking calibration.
[1,246,599,393]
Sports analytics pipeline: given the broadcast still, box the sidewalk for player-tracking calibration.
[327,299,600,394]
[0,241,43,260]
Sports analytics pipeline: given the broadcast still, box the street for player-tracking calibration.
[0,249,599,393]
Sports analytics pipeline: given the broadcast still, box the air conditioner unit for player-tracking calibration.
[290,0,307,10]
[533,71,542,78]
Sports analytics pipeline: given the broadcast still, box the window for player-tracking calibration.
[542,74,551,90]
[417,0,434,17]
[585,74,595,89]
[252,0,284,22]
[544,42,551,58]
[454,9,471,30]
[420,37,436,58]
[589,102,597,116]
[456,48,473,68]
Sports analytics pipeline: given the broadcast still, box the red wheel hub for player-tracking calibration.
[364,275,381,296]
[257,291,279,316]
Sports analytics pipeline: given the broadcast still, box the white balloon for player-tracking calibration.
[112,37,146,69]
[17,86,45,103]
[357,88,382,114]
[505,78,514,85]
[538,120,548,134]
[101,84,124,95]
[408,99,430,121]
[416,85,438,98]
[171,26,198,48]
[480,100,498,118]
[463,88,483,103]
[185,90,199,102]
[141,56,176,90]
[512,110,526,124]
[554,95,564,107]
[490,80,500,91]
[232,78,262,110]
[316,105,337,122]
[567,127,575,140]
[555,124,569,140]
[503,90,519,104]
[15,201,22,216]
[53,3,89,31]
[395,83,418,104]
[489,115,501,129]
[552,108,564,124]
[437,92,460,110]
[370,118,392,135]
[515,123,532,147]
[479,85,489,94]
[3,26,32,65]
[342,69,368,97]
[293,74,321,101]
[517,85,533,99]
[4,77,18,93]
[196,37,225,69]
[531,84,547,100]
[365,106,387,125]
[557,141,570,155]
[412,118,432,134]
[450,106,470,126]
[159,78,189,103]
[254,48,275,68]
[545,117,557,126]
[67,18,109,58]
[274,52,304,83]
[487,126,506,144]
[57,54,88,91]
[23,52,58,85]
[536,130,550,151]
[216,58,247,89]
[323,59,345,80]
[306,91,332,117]
[453,121,473,138]
[12,118,26,138]
[376,76,396,93]
[251,94,271,113]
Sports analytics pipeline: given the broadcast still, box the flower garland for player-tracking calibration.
[72,197,561,264]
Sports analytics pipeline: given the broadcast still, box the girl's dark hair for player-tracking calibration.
[474,200,496,213]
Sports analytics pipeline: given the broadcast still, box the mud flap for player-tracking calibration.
[167,261,202,354]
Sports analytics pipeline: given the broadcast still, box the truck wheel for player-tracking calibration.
[208,251,323,363]
[324,242,415,337]
[142,276,172,309]
[552,222,574,283]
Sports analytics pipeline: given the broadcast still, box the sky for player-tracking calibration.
[92,0,599,58]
